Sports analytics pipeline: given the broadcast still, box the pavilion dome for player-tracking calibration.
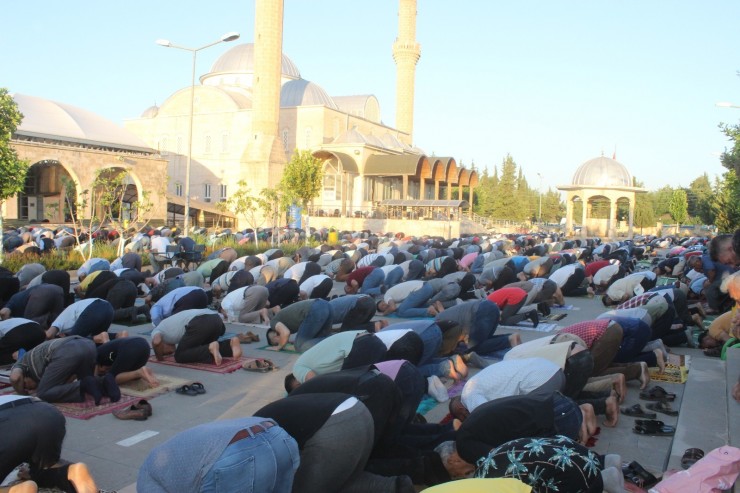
[571,156,632,188]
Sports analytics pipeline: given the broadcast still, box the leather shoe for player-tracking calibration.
[113,406,149,421]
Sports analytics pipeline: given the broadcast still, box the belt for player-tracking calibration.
[228,420,276,444]
[0,397,34,412]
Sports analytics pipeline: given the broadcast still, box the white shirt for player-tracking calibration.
[52,298,103,333]
[0,318,36,337]
[375,328,413,349]
[300,275,331,297]
[383,281,424,303]
[151,308,218,344]
[283,262,308,283]
[593,264,620,285]
[548,263,578,288]
[461,357,561,412]
[150,236,172,257]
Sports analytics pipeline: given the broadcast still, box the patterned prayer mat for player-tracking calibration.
[55,394,139,420]
[148,355,252,374]
[119,374,193,399]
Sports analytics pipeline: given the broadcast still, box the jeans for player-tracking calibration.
[295,299,334,352]
[397,283,434,318]
[467,301,509,355]
[201,424,300,493]
[551,392,582,441]
[384,266,404,288]
[360,268,386,296]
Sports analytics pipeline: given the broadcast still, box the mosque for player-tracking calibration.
[4,0,480,237]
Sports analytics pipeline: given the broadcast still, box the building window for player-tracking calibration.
[220,184,227,201]
[175,183,183,197]
[160,137,168,155]
[176,136,182,155]
[305,127,312,148]
[204,134,212,154]
[204,183,212,201]
[282,128,289,152]
[222,133,229,153]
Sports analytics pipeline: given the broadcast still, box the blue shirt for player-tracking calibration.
[150,286,203,326]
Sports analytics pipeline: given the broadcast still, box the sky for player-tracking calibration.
[3,1,739,194]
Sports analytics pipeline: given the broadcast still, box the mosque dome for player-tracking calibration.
[332,127,369,145]
[206,43,300,80]
[571,156,632,188]
[141,105,159,118]
[280,79,337,109]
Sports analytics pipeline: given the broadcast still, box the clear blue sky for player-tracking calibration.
[3,1,739,193]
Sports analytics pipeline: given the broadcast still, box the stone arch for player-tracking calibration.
[18,159,80,223]
[92,166,143,224]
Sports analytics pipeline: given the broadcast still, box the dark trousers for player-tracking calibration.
[468,301,509,355]
[499,297,528,325]
[106,280,138,310]
[66,299,115,338]
[340,297,376,332]
[25,285,65,330]
[108,337,151,374]
[309,278,334,300]
[37,337,96,403]
[172,289,209,315]
[0,277,19,305]
[591,324,623,376]
[0,323,46,365]
[0,401,65,481]
[343,335,387,370]
[174,313,230,364]
[267,279,300,308]
[561,269,588,296]
[562,351,594,398]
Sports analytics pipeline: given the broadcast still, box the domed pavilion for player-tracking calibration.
[558,155,646,238]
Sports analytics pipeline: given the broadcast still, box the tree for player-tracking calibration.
[491,154,519,221]
[0,88,29,264]
[279,149,323,236]
[219,180,268,233]
[713,172,740,232]
[719,121,740,176]
[632,179,654,233]
[688,173,714,225]
[668,189,688,232]
[650,185,674,221]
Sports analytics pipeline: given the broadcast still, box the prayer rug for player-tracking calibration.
[499,322,559,333]
[416,395,438,416]
[544,313,568,322]
[551,304,577,310]
[120,374,192,399]
[55,394,139,420]
[256,344,299,354]
[140,329,237,342]
[148,355,251,374]
[649,364,688,384]
[447,379,466,398]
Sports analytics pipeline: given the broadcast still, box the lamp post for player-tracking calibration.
[716,102,740,109]
[536,172,543,225]
[156,32,240,235]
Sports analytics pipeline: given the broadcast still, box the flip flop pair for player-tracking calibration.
[639,385,676,402]
[681,448,705,469]
[176,382,206,396]
[620,404,657,419]
[632,419,675,436]
[645,400,678,416]
[622,461,661,489]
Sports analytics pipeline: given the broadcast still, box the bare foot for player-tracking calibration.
[230,337,243,359]
[426,305,439,316]
[118,330,129,338]
[92,332,110,344]
[639,362,651,390]
[508,333,522,347]
[612,373,626,404]
[9,480,38,493]
[260,308,270,324]
[271,305,281,315]
[580,403,598,436]
[603,395,619,427]
[445,360,461,381]
[654,349,666,373]
[152,334,165,361]
[209,341,223,366]
[67,463,97,493]
[140,366,159,388]
[434,300,445,313]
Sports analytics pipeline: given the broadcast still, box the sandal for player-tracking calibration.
[175,384,199,396]
[190,382,206,394]
[624,461,661,488]
[645,400,678,417]
[633,423,675,436]
[242,358,275,373]
[681,448,705,469]
[634,419,667,428]
[639,385,676,402]
[621,404,657,419]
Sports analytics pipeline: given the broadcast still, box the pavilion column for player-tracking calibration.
[609,198,617,238]
[565,196,573,236]
[402,175,408,201]
[468,185,475,218]
[419,178,425,200]
[628,198,635,239]
[341,172,348,216]
[434,180,440,200]
[581,196,588,238]
[457,185,463,200]
[446,184,452,200]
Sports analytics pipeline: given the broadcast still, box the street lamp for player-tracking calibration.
[156,32,240,235]
[716,102,740,109]
[536,172,543,225]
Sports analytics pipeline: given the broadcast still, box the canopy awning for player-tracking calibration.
[364,154,426,176]
[167,195,235,217]
[380,199,469,208]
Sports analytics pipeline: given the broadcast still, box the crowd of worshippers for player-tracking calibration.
[1,225,739,492]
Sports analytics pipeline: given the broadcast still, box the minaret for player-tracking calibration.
[393,0,421,141]
[245,0,286,187]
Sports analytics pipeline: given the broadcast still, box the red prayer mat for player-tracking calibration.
[148,355,251,374]
[54,395,139,420]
